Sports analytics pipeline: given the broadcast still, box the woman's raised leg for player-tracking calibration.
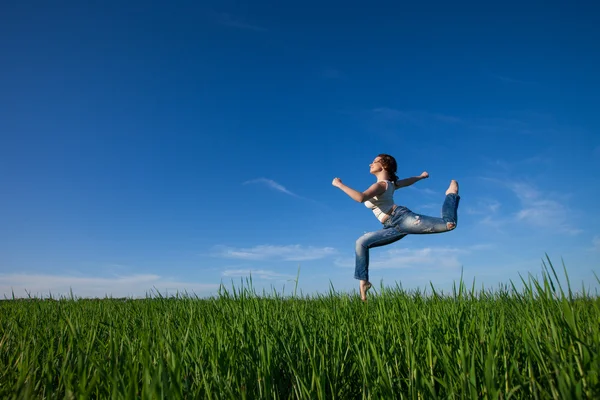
[397,180,460,234]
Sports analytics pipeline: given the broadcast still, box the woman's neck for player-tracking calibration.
[375,172,391,182]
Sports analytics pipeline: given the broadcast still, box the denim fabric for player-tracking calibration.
[354,193,460,281]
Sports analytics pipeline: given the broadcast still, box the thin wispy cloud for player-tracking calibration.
[471,111,570,138]
[371,247,463,270]
[416,202,442,210]
[321,68,344,80]
[480,155,555,178]
[213,244,338,261]
[244,178,300,197]
[334,246,465,271]
[370,109,568,142]
[489,73,537,85]
[0,273,220,299]
[472,117,540,137]
[406,186,438,196]
[372,108,462,125]
[221,269,296,281]
[216,13,267,32]
[482,155,552,169]
[467,243,496,251]
[592,236,600,251]
[508,182,540,200]
[465,198,501,215]
[482,158,512,172]
[521,155,553,165]
[243,178,325,207]
[506,182,581,235]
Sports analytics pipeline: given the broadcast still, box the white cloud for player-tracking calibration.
[335,246,465,271]
[509,182,541,201]
[221,269,296,281]
[243,178,300,198]
[507,182,581,235]
[0,273,220,299]
[476,178,580,235]
[465,198,501,215]
[213,244,338,261]
[371,247,463,270]
[334,243,495,274]
[467,243,496,251]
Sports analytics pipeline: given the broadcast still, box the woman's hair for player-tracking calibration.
[377,153,398,182]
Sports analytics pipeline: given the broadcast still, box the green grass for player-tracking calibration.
[1,257,599,399]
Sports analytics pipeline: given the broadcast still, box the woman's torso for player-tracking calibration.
[364,180,396,223]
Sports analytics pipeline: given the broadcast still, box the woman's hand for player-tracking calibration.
[395,172,429,189]
[332,177,343,187]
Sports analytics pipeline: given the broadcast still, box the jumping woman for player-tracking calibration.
[332,154,460,301]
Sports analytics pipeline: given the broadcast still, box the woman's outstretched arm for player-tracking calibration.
[394,171,429,189]
[332,178,386,203]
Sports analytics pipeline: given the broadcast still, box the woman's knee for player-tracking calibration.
[446,221,457,231]
[355,238,366,251]
[356,234,370,250]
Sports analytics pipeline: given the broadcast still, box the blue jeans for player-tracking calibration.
[354,193,460,281]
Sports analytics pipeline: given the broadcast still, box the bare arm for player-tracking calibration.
[332,178,387,203]
[394,171,429,189]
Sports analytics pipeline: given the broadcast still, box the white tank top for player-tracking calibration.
[364,180,396,222]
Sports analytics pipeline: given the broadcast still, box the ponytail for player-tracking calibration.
[377,153,398,183]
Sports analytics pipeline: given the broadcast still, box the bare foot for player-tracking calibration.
[360,280,372,302]
[445,180,459,196]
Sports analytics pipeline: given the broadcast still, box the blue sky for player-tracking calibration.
[1,0,599,298]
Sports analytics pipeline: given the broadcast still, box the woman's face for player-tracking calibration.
[369,157,384,174]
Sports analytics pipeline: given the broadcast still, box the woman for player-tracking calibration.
[332,154,460,301]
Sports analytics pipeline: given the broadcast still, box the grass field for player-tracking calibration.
[1,259,599,399]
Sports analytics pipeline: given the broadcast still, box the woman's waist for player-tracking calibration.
[380,205,409,223]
